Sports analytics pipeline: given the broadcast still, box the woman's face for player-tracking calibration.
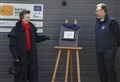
[22,14,30,24]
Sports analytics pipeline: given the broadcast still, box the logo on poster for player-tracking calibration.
[0,5,14,16]
[33,5,42,18]
[14,7,26,16]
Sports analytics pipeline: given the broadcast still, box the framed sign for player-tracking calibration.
[64,31,75,39]
[59,25,79,47]
[0,3,43,20]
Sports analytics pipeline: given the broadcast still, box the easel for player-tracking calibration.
[51,46,83,82]
[52,20,82,82]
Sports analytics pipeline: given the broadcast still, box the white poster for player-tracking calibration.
[0,20,43,27]
[0,3,43,20]
[0,20,43,33]
[0,28,43,33]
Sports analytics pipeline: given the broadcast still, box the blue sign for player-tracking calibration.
[34,6,42,11]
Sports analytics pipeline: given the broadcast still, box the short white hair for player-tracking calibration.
[96,3,106,9]
[96,3,108,13]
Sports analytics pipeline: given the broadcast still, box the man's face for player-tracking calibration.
[95,7,105,19]
[22,14,30,24]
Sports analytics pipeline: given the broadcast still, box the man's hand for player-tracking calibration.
[14,60,19,62]
[14,57,19,63]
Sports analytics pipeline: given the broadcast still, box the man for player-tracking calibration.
[8,10,50,82]
[95,3,120,82]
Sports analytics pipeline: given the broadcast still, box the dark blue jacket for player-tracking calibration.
[95,15,118,53]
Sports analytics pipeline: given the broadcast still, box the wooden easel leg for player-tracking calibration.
[65,49,70,82]
[70,50,73,82]
[76,49,81,82]
[52,49,62,82]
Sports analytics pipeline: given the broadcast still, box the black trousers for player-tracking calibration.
[14,52,32,82]
[96,49,117,82]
